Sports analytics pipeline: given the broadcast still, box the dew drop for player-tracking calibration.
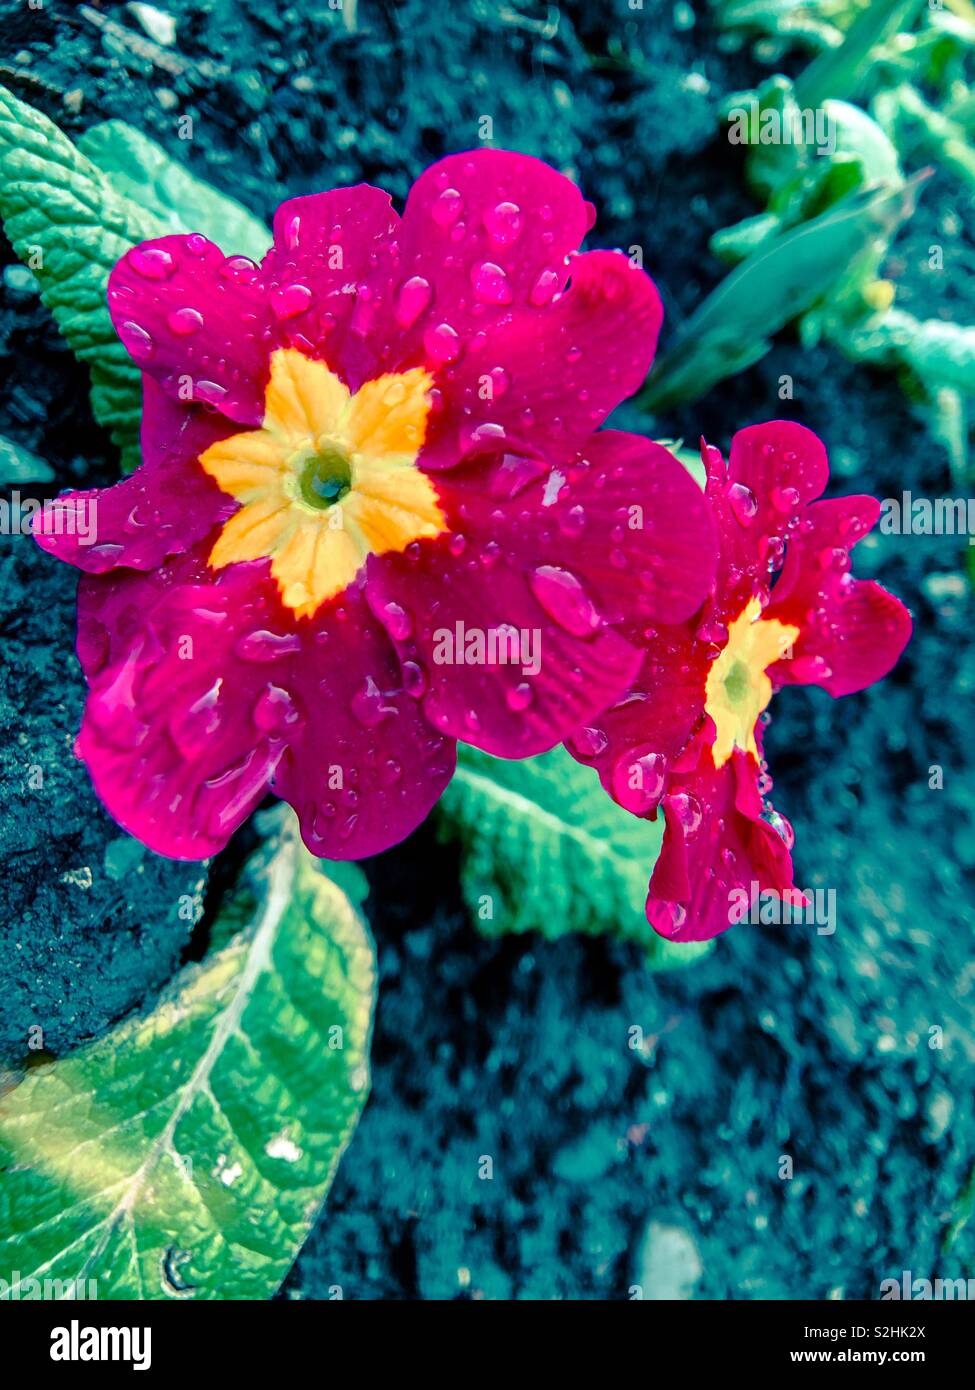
[529,566,602,636]
[506,682,533,711]
[528,267,560,307]
[401,660,427,698]
[234,629,302,662]
[423,322,460,365]
[612,748,667,814]
[270,283,312,319]
[570,725,608,758]
[484,200,523,246]
[394,274,433,329]
[431,188,463,227]
[166,307,204,336]
[771,485,800,513]
[351,675,394,726]
[118,320,155,362]
[128,246,176,281]
[379,600,413,641]
[471,260,513,305]
[253,683,301,733]
[727,482,758,526]
[669,791,702,836]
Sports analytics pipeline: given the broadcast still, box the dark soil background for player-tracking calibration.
[1,0,973,1299]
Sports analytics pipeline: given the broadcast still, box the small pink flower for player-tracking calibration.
[568,421,912,941]
[35,150,716,861]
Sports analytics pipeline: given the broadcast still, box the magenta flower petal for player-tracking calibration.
[364,431,714,757]
[75,548,454,859]
[259,185,401,391]
[107,234,275,424]
[366,536,643,759]
[767,495,912,696]
[565,631,707,814]
[709,420,829,620]
[270,591,457,860]
[419,251,663,470]
[576,433,716,624]
[34,377,235,574]
[647,751,796,941]
[76,550,288,857]
[380,148,595,361]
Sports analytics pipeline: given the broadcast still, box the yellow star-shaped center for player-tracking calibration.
[704,596,799,768]
[200,348,446,619]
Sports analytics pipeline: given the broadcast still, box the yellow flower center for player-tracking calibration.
[200,348,446,619]
[704,597,799,768]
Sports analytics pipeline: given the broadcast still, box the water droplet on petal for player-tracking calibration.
[431,188,463,227]
[727,482,758,526]
[506,682,533,711]
[669,792,702,836]
[401,660,427,698]
[380,758,402,786]
[220,255,260,284]
[234,629,303,662]
[166,307,204,336]
[119,321,155,362]
[128,246,176,281]
[559,504,586,537]
[612,748,667,814]
[771,485,800,513]
[195,379,228,405]
[484,200,523,246]
[570,725,608,758]
[423,322,460,365]
[171,680,223,756]
[270,283,312,319]
[253,683,301,733]
[379,600,413,641]
[528,267,560,307]
[695,616,729,646]
[530,566,602,636]
[351,676,395,726]
[471,261,513,305]
[395,274,433,328]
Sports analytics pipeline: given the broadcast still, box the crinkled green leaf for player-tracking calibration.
[0,821,376,1301]
[0,85,170,472]
[78,120,270,262]
[439,744,711,966]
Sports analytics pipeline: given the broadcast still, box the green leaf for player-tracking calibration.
[78,121,270,262]
[837,306,975,395]
[0,821,376,1301]
[438,744,711,967]
[0,85,171,472]
[641,179,921,413]
[793,0,925,110]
